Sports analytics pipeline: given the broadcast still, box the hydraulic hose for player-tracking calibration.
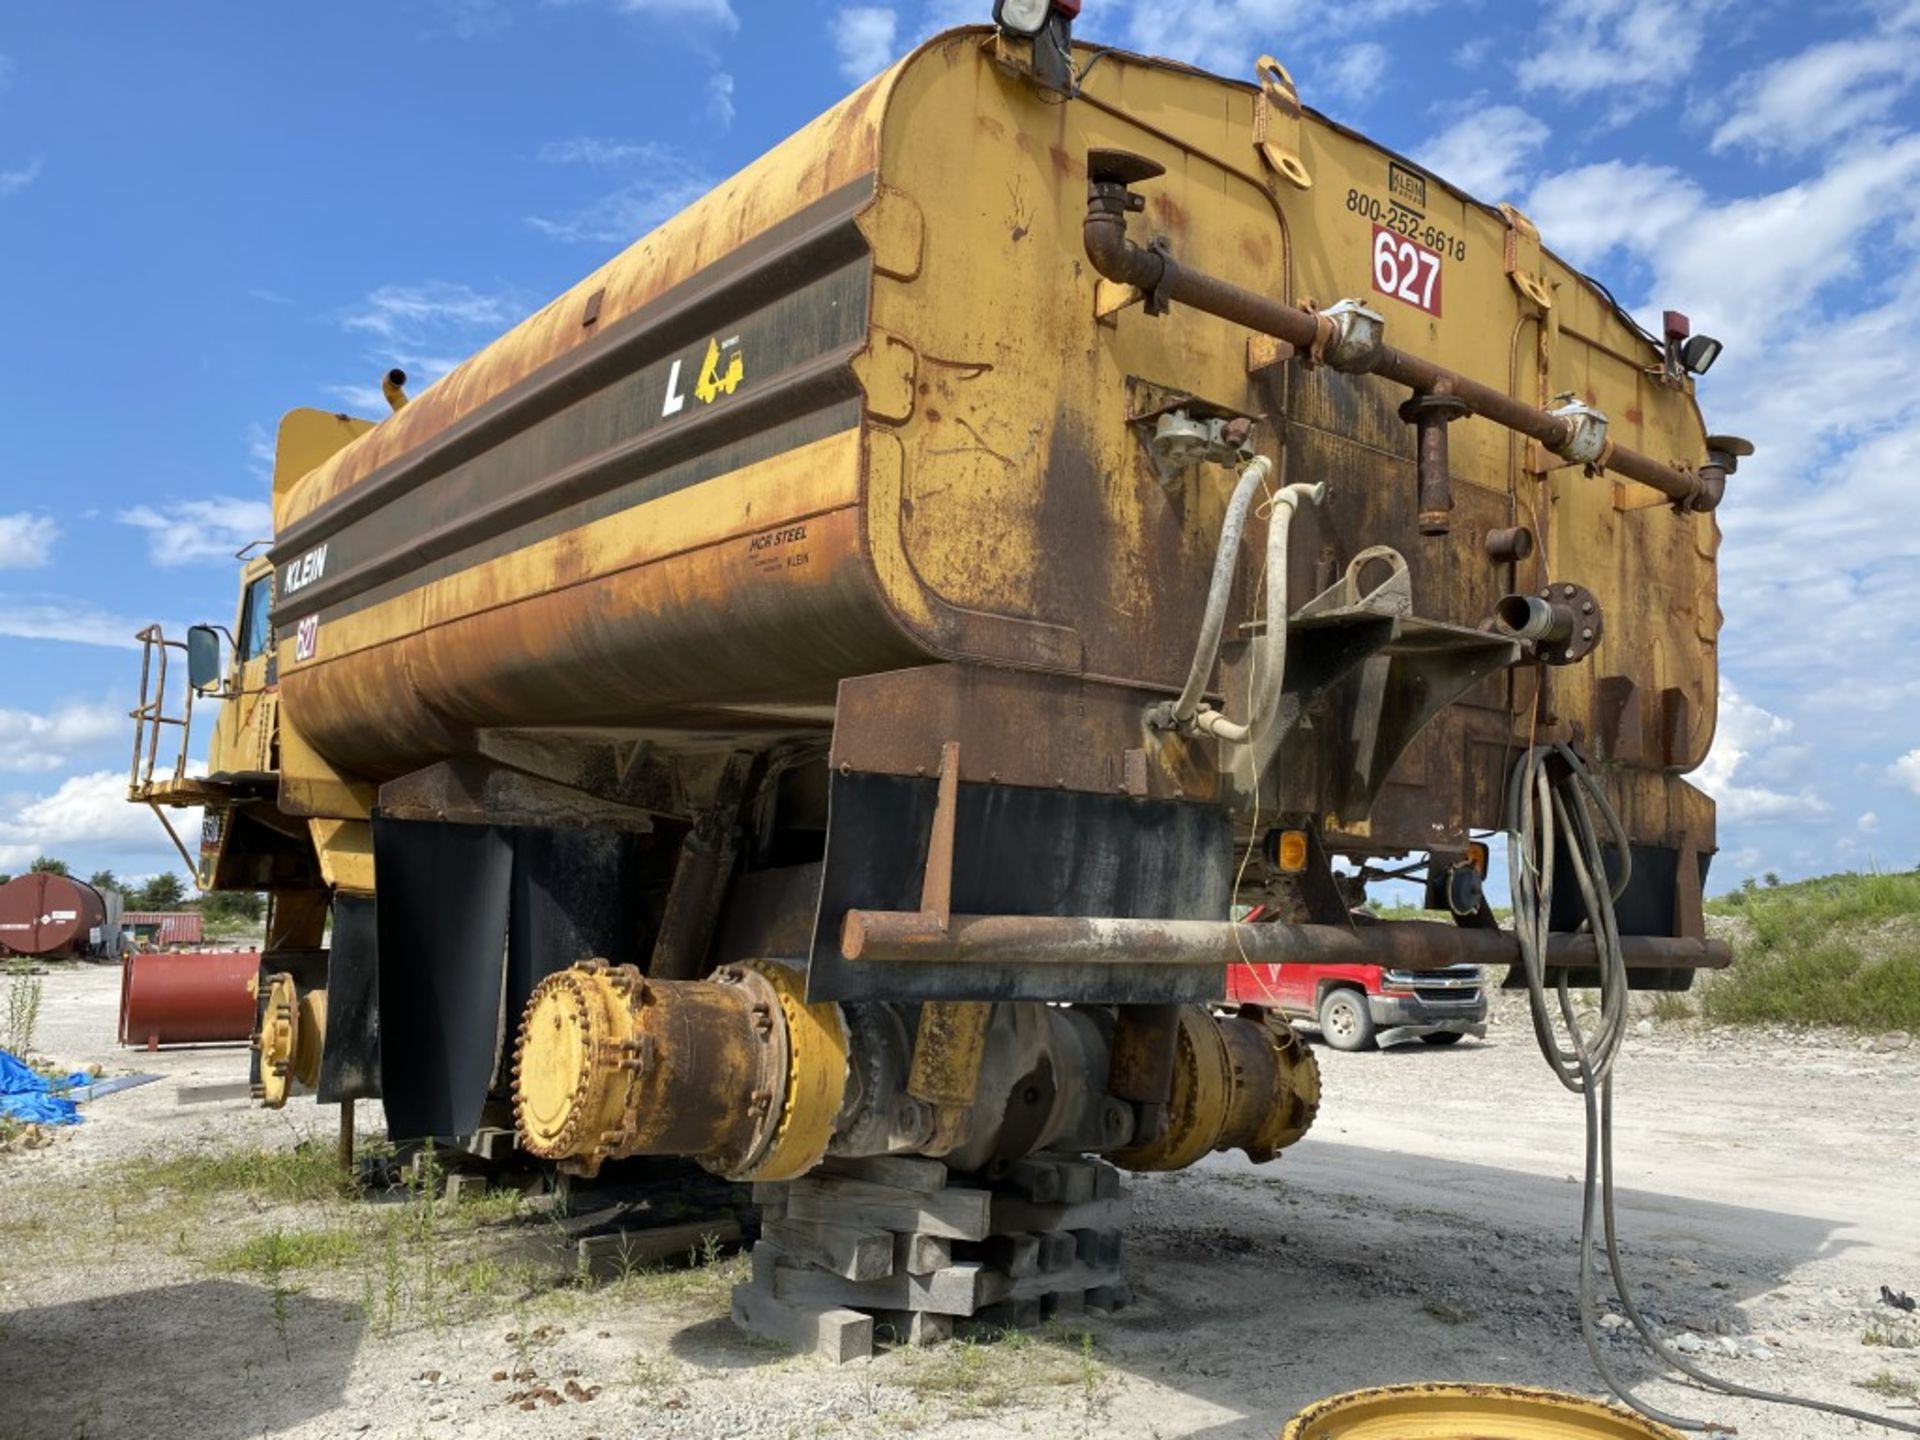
[1167,454,1273,730]
[1192,479,1326,769]
[1509,744,1920,1435]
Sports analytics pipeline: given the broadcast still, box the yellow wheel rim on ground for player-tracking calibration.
[1282,1383,1685,1439]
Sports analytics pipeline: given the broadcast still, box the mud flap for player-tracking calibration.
[318,893,381,1104]
[374,820,513,1139]
[805,772,1233,1005]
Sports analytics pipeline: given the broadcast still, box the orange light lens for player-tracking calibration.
[1277,829,1309,873]
[1466,841,1489,876]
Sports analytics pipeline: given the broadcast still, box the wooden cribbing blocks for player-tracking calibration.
[729,1155,1132,1363]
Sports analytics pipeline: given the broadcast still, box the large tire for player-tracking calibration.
[1318,988,1375,1052]
[1419,1030,1467,1047]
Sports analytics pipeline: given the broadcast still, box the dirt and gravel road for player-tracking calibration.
[2,963,1916,1439]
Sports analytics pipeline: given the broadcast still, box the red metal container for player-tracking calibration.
[118,950,260,1049]
[0,873,107,958]
[123,911,206,947]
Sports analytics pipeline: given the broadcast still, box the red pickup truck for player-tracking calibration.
[1227,952,1488,1052]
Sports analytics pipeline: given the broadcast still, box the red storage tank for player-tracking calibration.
[0,873,108,958]
[118,950,260,1048]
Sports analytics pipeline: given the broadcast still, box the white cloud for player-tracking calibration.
[0,771,200,876]
[833,6,900,82]
[118,497,272,567]
[427,0,513,38]
[1517,0,1723,121]
[1693,681,1826,823]
[609,0,737,29]
[537,137,657,166]
[707,71,735,130]
[1420,105,1551,203]
[342,281,519,340]
[0,513,58,569]
[1415,105,1550,202]
[1712,33,1920,158]
[0,157,41,198]
[1859,811,1881,833]
[0,600,161,649]
[1109,0,1437,70]
[1324,42,1388,108]
[1894,750,1920,798]
[0,702,125,774]
[526,144,713,245]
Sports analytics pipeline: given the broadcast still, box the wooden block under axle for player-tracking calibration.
[783,1177,993,1240]
[817,1154,949,1192]
[731,1281,872,1364]
[894,1231,952,1275]
[771,1258,1010,1317]
[760,1217,893,1282]
[576,1218,743,1281]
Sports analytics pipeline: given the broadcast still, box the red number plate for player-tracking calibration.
[1371,224,1443,316]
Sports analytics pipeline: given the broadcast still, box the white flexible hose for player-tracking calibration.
[1193,479,1326,759]
[1169,455,1273,729]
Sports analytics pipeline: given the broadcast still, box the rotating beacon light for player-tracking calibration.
[992,0,1080,36]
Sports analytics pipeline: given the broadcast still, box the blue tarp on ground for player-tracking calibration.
[0,1049,88,1126]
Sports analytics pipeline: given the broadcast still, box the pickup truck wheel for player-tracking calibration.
[1317,989,1374,1052]
[1419,1030,1466,1046]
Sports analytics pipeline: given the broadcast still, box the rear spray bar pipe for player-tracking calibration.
[1084,148,1726,512]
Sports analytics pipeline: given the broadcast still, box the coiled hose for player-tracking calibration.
[1508,743,1919,1435]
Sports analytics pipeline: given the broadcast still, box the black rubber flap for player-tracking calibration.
[318,893,381,1103]
[506,827,651,1026]
[374,819,512,1139]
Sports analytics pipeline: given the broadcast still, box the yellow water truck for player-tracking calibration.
[133,21,1733,1188]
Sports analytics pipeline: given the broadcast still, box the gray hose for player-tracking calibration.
[1169,455,1272,729]
[1509,743,1920,1435]
[1193,478,1327,754]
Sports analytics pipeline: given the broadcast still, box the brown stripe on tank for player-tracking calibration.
[271,215,874,629]
[270,172,877,566]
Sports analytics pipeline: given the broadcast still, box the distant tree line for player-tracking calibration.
[0,857,263,921]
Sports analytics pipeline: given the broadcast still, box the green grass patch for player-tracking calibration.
[212,1225,367,1274]
[1702,870,1920,1031]
[1859,1370,1919,1400]
[121,1141,354,1208]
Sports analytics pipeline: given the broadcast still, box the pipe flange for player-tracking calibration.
[1496,581,1603,665]
[734,960,850,1182]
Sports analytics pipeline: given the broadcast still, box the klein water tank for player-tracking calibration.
[0,873,108,958]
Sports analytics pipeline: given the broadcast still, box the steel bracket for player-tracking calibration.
[1252,56,1312,190]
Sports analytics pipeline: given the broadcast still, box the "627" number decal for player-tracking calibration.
[1371,224,1443,316]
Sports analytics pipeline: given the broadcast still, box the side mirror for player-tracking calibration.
[186,625,224,692]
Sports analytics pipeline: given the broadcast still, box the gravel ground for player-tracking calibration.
[2,964,1917,1440]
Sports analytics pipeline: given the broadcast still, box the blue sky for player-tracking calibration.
[1,0,1916,887]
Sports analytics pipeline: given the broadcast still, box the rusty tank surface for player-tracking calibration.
[0,873,108,959]
[130,23,1734,1195]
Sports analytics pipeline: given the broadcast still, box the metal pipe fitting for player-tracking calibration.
[1082,151,1728,511]
[1485,526,1535,564]
[1401,388,1470,537]
[380,368,409,412]
[1495,593,1574,644]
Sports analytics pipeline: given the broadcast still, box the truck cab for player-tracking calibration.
[1228,953,1488,1052]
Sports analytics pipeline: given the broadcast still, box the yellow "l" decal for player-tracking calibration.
[694,336,744,404]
